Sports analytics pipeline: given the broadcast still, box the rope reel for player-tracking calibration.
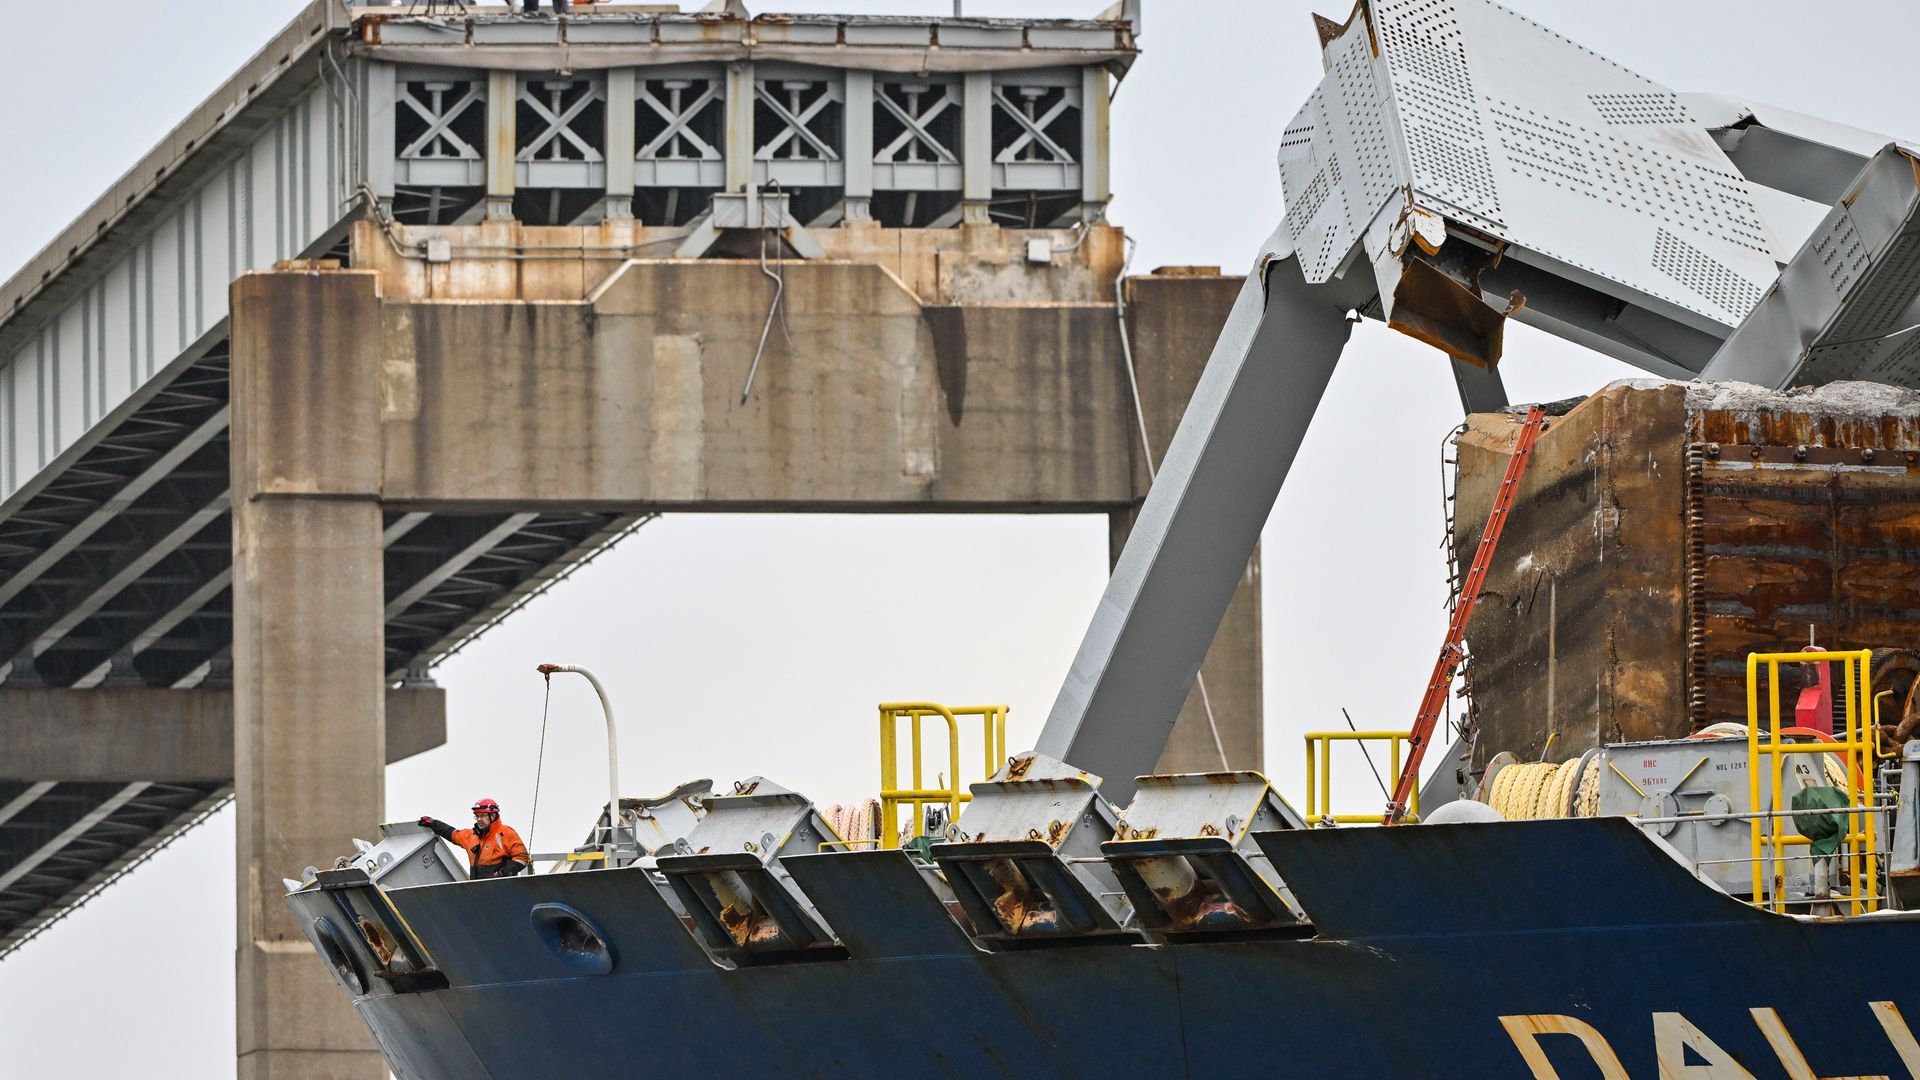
[1484,757,1594,820]
[1571,749,1603,818]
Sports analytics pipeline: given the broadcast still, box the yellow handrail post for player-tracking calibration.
[1747,652,1762,907]
[1744,649,1879,914]
[877,703,1010,851]
[1845,658,1860,915]
[1777,658,1788,908]
[1302,730,1416,826]
[1320,735,1332,822]
[879,710,899,848]
[1304,735,1318,821]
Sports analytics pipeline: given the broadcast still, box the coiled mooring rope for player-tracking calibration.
[1488,737,1850,822]
[1485,758,1593,820]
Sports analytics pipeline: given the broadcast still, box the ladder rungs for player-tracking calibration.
[1386,405,1548,821]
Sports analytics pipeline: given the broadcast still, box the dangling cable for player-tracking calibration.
[740,181,790,405]
[528,671,554,857]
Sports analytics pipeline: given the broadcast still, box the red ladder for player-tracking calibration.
[1385,404,1548,823]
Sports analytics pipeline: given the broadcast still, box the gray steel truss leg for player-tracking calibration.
[1701,145,1920,389]
[1036,254,1355,802]
[1450,356,1508,414]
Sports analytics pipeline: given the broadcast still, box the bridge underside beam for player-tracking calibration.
[0,686,444,959]
[0,684,440,962]
[0,686,445,782]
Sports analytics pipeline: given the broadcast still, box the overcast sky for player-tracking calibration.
[1,1,1916,1074]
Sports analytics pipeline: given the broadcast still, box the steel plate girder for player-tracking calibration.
[1035,243,1361,804]
[0,779,229,956]
[1040,1,1920,794]
[1704,145,1920,388]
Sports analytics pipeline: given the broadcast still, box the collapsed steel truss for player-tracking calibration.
[1038,0,1920,800]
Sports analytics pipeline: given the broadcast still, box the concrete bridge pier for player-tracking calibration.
[231,274,390,1079]
[223,244,1259,1074]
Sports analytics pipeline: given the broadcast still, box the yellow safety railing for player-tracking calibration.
[878,703,1009,849]
[1304,731,1416,826]
[1875,689,1899,760]
[1746,650,1880,914]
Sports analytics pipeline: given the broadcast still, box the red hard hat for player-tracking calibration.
[472,798,501,814]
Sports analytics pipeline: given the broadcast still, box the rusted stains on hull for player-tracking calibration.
[1457,384,1688,767]
[1460,381,1920,768]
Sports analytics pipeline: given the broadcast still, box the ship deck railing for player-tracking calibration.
[1628,801,1897,828]
[1631,799,1895,915]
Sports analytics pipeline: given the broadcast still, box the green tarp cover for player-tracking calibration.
[1790,784,1850,858]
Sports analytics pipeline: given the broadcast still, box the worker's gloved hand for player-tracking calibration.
[499,861,528,878]
[418,816,436,827]
[417,816,454,840]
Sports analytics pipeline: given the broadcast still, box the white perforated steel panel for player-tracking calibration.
[1278,17,1408,283]
[1809,211,1872,302]
[1651,227,1764,318]
[1373,0,1502,228]
[1418,0,1777,330]
[1586,92,1691,127]
[1283,0,1782,334]
[1802,227,1920,384]
[1279,91,1359,282]
[1703,146,1920,388]
[1830,233,1920,339]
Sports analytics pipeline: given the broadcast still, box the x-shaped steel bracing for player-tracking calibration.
[518,83,606,163]
[992,87,1075,165]
[398,83,484,162]
[755,82,840,162]
[876,84,959,165]
[638,81,723,162]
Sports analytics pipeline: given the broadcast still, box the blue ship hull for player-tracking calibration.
[290,819,1920,1078]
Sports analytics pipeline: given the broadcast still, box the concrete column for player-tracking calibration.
[961,72,992,225]
[1116,269,1264,775]
[230,268,387,1080]
[485,69,517,221]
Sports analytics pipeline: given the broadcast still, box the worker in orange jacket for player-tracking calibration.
[420,798,530,879]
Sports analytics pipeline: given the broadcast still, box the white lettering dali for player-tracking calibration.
[1500,1002,1920,1079]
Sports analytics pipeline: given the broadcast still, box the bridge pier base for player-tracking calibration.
[232,272,388,1078]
